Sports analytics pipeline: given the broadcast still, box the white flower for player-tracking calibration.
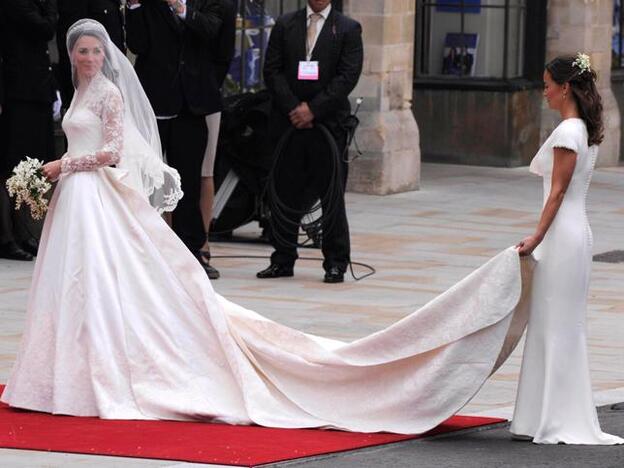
[572,52,592,75]
[5,157,52,220]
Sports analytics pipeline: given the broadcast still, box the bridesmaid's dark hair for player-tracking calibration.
[546,55,604,146]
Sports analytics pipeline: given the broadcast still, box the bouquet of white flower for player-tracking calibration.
[5,157,53,220]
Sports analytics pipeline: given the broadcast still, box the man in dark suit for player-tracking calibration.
[126,0,224,276]
[56,0,126,107]
[258,0,363,283]
[0,0,58,260]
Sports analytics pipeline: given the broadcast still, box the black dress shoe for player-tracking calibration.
[0,242,34,261]
[196,251,220,280]
[256,264,294,279]
[20,238,39,257]
[324,266,344,284]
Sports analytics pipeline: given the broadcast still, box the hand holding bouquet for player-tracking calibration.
[6,157,53,220]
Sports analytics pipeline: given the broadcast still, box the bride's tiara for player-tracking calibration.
[572,52,592,75]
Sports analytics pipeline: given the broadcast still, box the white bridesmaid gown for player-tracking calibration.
[0,75,620,442]
[510,118,623,445]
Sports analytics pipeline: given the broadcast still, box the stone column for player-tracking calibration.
[342,0,421,194]
[543,0,620,167]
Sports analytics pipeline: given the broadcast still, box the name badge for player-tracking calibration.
[298,61,319,81]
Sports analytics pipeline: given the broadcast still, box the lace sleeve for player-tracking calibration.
[61,87,124,174]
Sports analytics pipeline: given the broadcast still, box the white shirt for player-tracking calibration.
[306,3,332,59]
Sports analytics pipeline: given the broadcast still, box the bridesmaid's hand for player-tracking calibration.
[42,160,62,182]
[516,235,542,257]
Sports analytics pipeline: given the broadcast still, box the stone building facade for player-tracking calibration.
[344,0,623,195]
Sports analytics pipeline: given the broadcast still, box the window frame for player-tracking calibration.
[413,0,547,92]
[612,0,624,81]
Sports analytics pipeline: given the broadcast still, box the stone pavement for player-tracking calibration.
[0,163,622,467]
[268,404,624,468]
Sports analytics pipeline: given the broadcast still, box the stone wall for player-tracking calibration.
[543,0,620,167]
[343,0,421,194]
[413,88,543,167]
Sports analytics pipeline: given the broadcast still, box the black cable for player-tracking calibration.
[257,122,375,281]
[210,100,372,280]
[264,124,344,251]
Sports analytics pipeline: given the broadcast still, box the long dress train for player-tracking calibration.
[0,74,538,435]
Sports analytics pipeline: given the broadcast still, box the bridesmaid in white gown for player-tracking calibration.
[0,21,621,443]
[513,54,622,444]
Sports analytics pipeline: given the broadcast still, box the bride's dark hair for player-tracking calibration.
[546,55,604,146]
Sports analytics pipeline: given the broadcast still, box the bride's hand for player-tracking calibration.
[516,235,542,257]
[42,160,62,181]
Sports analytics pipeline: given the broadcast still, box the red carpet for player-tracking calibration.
[0,390,504,466]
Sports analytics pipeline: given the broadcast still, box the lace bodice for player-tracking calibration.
[61,73,123,174]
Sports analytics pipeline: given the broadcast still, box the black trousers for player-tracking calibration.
[0,100,55,244]
[270,127,350,272]
[157,113,207,253]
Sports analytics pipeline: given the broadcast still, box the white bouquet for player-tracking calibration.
[5,157,53,220]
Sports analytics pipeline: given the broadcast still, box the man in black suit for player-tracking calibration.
[126,0,224,276]
[258,0,363,283]
[56,0,126,107]
[0,0,58,260]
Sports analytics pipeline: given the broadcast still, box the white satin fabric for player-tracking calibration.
[0,92,538,433]
[1,164,533,433]
[511,118,623,444]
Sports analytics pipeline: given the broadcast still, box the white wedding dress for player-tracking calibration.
[510,118,623,444]
[0,74,620,442]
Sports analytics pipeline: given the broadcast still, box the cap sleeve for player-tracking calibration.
[550,120,581,153]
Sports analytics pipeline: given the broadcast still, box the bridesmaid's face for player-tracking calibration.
[72,35,106,80]
[543,70,567,111]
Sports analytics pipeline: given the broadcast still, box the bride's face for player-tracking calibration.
[543,70,568,111]
[72,35,105,80]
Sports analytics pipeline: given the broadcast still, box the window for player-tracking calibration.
[224,0,343,96]
[415,0,543,85]
[613,0,624,69]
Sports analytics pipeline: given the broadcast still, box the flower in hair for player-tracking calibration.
[572,53,592,75]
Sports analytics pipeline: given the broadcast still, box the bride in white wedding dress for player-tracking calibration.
[0,21,621,444]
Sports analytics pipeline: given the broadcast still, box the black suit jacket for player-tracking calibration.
[57,0,125,106]
[0,0,57,104]
[0,49,4,109]
[212,0,236,88]
[263,7,363,140]
[126,0,224,116]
